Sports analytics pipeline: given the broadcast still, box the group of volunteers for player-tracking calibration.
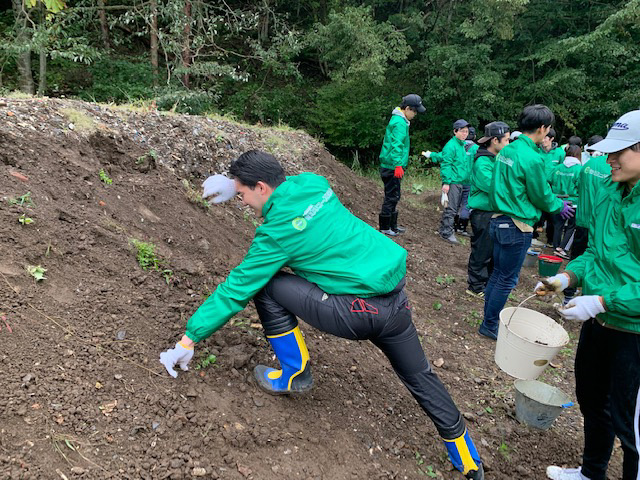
[376,95,640,480]
[155,92,638,480]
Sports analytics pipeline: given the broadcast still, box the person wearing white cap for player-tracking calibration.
[539,110,640,480]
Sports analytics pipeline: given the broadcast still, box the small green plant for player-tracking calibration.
[411,183,424,194]
[433,301,443,311]
[498,440,510,461]
[8,191,34,206]
[435,274,455,286]
[559,347,573,357]
[243,209,259,228]
[195,349,217,370]
[485,406,493,414]
[131,239,160,270]
[459,237,468,246]
[508,293,517,301]
[18,214,34,225]
[465,310,482,327]
[161,269,174,285]
[414,452,437,478]
[99,169,113,185]
[27,265,47,281]
[182,179,210,210]
[136,149,158,165]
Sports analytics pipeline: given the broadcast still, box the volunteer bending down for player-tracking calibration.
[160,150,484,479]
[537,110,640,480]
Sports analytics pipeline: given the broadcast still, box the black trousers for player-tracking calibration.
[380,167,401,215]
[439,184,464,238]
[467,210,494,294]
[564,226,588,298]
[253,272,466,440]
[552,213,576,249]
[575,320,640,480]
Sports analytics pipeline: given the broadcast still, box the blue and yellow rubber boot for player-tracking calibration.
[443,429,484,479]
[254,326,313,395]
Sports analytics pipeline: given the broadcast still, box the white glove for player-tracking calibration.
[534,273,570,296]
[160,342,194,378]
[441,191,449,208]
[202,174,236,204]
[559,295,605,322]
[421,151,432,158]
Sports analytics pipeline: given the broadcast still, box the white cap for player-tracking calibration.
[510,131,522,141]
[590,110,640,153]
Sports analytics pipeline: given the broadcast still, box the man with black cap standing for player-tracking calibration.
[428,119,471,244]
[378,94,426,236]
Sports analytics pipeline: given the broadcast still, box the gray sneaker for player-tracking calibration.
[442,234,460,245]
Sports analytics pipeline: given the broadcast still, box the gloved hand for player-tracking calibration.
[421,151,432,158]
[442,184,450,194]
[394,166,404,179]
[160,341,194,378]
[559,200,575,220]
[202,174,237,204]
[441,191,449,208]
[559,295,605,322]
[535,273,570,295]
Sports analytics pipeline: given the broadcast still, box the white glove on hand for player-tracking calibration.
[421,151,432,158]
[441,191,449,208]
[559,295,605,322]
[534,273,570,295]
[160,342,194,378]
[202,174,236,204]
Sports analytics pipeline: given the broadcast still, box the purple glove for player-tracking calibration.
[559,201,575,220]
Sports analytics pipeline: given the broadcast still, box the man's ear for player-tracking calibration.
[256,181,271,195]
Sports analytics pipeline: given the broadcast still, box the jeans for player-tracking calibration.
[481,216,532,335]
[575,320,640,480]
[380,167,402,215]
[458,185,471,220]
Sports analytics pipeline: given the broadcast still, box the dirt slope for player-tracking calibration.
[0,98,622,479]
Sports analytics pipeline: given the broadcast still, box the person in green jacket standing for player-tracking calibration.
[378,94,426,236]
[466,121,510,297]
[478,105,575,340]
[536,110,640,480]
[549,144,582,258]
[160,150,485,480]
[428,119,472,244]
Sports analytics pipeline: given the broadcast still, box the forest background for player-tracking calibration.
[1,0,640,167]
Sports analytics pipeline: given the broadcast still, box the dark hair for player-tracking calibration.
[229,150,286,188]
[399,99,417,112]
[546,128,556,139]
[630,142,640,152]
[478,132,509,148]
[587,135,603,146]
[568,135,583,146]
[565,145,582,159]
[517,104,555,133]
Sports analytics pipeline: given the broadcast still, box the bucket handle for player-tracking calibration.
[506,293,539,327]
[561,402,574,408]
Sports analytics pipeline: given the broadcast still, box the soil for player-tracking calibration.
[0,97,623,479]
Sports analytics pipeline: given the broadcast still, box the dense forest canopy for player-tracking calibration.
[1,0,639,164]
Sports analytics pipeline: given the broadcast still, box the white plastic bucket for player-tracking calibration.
[495,307,569,380]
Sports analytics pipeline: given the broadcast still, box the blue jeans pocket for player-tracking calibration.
[495,223,516,246]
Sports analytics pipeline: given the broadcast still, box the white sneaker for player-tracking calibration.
[546,466,590,480]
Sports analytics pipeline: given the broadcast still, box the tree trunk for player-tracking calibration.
[150,0,158,85]
[182,0,192,89]
[12,0,34,94]
[38,49,46,96]
[97,0,110,49]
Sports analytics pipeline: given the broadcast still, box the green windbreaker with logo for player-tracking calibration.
[566,178,640,334]
[550,156,582,204]
[575,155,610,228]
[186,173,408,342]
[489,135,564,226]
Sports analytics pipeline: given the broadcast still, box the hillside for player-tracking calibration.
[0,97,622,479]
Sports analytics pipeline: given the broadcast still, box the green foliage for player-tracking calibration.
[130,239,174,285]
[411,183,424,194]
[77,58,155,103]
[436,274,456,286]
[18,214,34,225]
[195,350,217,370]
[27,265,47,281]
[8,192,34,207]
[432,301,442,311]
[181,178,210,210]
[99,169,112,185]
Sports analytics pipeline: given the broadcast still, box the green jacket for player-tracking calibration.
[575,155,610,228]
[186,173,408,342]
[468,148,496,212]
[379,108,410,169]
[549,156,582,205]
[542,146,566,179]
[566,178,640,334]
[489,135,564,226]
[439,136,471,185]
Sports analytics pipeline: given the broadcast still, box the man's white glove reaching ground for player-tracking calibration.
[202,174,237,204]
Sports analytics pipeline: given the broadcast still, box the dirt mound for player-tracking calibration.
[0,98,621,479]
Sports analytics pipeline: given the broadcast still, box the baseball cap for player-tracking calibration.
[510,130,522,141]
[589,110,640,153]
[478,121,510,144]
[453,119,470,130]
[401,94,426,113]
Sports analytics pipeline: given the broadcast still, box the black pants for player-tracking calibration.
[552,213,576,249]
[439,184,464,238]
[380,167,401,215]
[564,226,588,298]
[575,320,640,480]
[543,211,554,244]
[467,210,494,294]
[253,272,466,440]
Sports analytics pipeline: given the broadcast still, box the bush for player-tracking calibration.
[77,57,155,103]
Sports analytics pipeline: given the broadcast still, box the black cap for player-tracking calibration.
[401,94,426,113]
[467,126,476,141]
[453,119,470,130]
[478,121,511,144]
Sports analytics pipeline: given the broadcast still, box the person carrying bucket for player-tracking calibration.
[160,150,485,480]
[536,110,640,480]
[466,121,511,298]
[478,104,575,340]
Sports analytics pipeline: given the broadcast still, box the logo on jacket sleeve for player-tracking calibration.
[292,217,307,231]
